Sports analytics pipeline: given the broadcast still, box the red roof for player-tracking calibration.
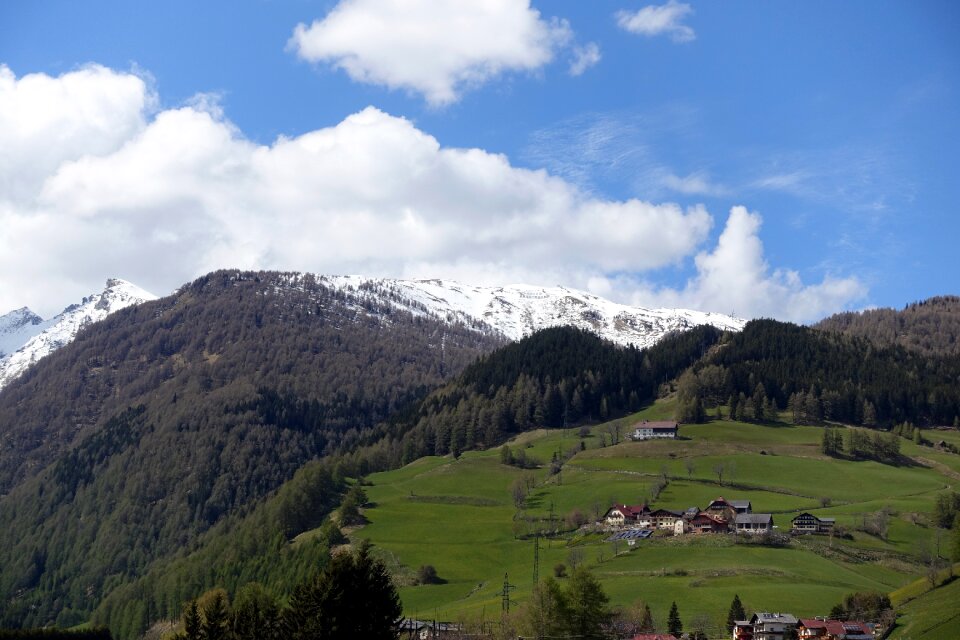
[607,504,650,518]
[798,619,870,635]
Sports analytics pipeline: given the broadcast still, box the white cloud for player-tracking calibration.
[569,42,601,76]
[620,206,867,323]
[288,0,572,105]
[662,171,728,197]
[616,1,695,43]
[1,66,717,317]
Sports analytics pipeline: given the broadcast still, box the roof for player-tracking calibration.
[707,497,734,509]
[631,420,678,430]
[751,612,798,624]
[730,499,752,509]
[606,504,650,518]
[798,619,870,636]
[691,511,727,524]
[631,635,678,640]
[649,508,682,517]
[736,513,773,525]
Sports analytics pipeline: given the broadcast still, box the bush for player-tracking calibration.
[416,564,442,585]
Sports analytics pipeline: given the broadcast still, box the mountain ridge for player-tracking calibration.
[0,279,157,389]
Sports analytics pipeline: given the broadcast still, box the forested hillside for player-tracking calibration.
[683,319,960,428]
[0,270,501,630]
[815,295,960,357]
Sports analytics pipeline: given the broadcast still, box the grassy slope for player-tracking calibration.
[890,573,960,640]
[342,401,958,629]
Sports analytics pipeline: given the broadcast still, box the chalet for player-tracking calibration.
[631,420,679,440]
[735,513,774,535]
[688,510,728,534]
[706,497,738,522]
[749,612,798,640]
[603,504,652,528]
[791,513,835,535]
[797,618,875,639]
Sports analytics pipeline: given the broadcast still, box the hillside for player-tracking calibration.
[0,270,501,629]
[816,295,960,357]
[350,402,959,636]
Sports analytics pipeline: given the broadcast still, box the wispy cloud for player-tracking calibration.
[616,1,695,43]
[569,42,601,76]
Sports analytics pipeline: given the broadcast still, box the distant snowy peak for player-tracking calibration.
[318,276,746,348]
[0,279,157,390]
[0,307,46,358]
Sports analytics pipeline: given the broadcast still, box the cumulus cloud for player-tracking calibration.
[288,0,572,105]
[1,65,718,317]
[616,1,695,43]
[619,206,867,323]
[569,42,601,76]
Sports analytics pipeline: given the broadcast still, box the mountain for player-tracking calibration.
[0,279,157,390]
[815,295,960,357]
[0,273,744,395]
[0,307,45,358]
[0,270,502,629]
[320,275,746,347]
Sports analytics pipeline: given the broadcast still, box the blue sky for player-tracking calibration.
[1,0,957,321]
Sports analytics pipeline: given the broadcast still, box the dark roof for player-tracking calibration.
[631,420,678,430]
[730,499,752,509]
[607,529,653,541]
[736,513,773,525]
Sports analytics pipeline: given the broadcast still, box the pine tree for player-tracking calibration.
[639,603,654,632]
[667,601,682,635]
[726,594,746,632]
[564,567,611,640]
[182,599,202,640]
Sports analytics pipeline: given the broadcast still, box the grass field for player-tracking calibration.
[340,403,960,633]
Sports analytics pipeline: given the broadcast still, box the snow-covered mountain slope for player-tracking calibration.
[318,275,746,348]
[0,307,47,359]
[0,279,157,389]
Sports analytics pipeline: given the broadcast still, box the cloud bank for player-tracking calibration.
[289,0,572,105]
[0,65,864,323]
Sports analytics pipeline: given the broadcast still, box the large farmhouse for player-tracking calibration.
[791,513,835,535]
[631,420,678,440]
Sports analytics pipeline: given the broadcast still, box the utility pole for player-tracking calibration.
[532,533,540,586]
[501,572,516,615]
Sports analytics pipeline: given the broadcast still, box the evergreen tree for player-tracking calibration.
[519,578,567,640]
[200,591,230,640]
[667,601,682,635]
[638,603,654,632]
[182,599,202,640]
[726,594,746,633]
[563,567,611,640]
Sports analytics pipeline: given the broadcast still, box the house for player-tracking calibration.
[797,618,875,639]
[603,504,652,528]
[688,510,728,534]
[736,513,774,535]
[749,613,798,640]
[632,635,678,640]
[706,497,738,523]
[733,620,754,640]
[791,513,835,535]
[631,420,679,440]
[649,508,684,529]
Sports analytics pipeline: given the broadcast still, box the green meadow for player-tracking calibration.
[344,402,959,631]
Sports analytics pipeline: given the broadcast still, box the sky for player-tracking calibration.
[1,0,958,322]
